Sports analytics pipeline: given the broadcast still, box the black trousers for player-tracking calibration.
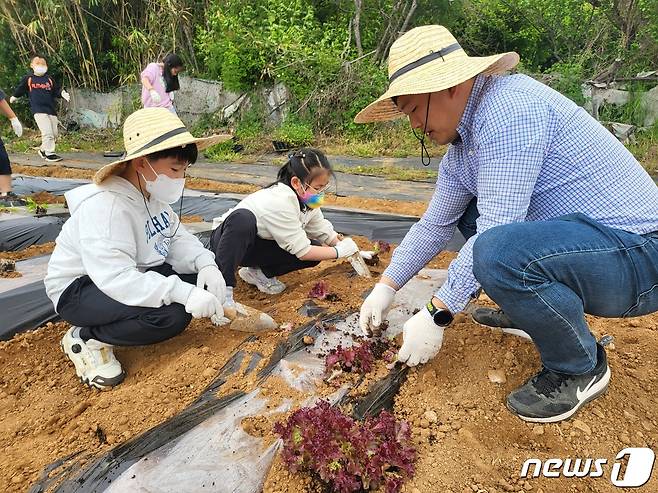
[210,208,320,287]
[0,137,11,175]
[56,263,195,346]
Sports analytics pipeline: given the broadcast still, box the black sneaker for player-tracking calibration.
[472,307,531,339]
[38,149,47,159]
[45,153,63,162]
[0,192,27,207]
[506,343,610,422]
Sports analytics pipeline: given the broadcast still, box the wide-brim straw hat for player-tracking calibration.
[354,25,520,123]
[94,107,232,184]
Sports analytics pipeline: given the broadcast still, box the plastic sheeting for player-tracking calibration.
[0,216,66,251]
[12,175,87,197]
[31,270,448,493]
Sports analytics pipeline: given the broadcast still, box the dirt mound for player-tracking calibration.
[2,223,657,492]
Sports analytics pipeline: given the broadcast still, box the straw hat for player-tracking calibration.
[354,25,520,123]
[93,108,232,184]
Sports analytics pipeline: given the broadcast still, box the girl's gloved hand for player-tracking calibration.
[149,89,162,104]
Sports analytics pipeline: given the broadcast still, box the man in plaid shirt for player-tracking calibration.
[356,25,658,422]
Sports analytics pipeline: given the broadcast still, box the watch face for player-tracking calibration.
[433,309,453,326]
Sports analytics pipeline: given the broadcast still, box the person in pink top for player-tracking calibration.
[141,53,184,113]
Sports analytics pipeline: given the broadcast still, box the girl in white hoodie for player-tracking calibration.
[45,108,230,389]
[211,148,364,306]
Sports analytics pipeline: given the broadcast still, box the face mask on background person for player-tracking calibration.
[140,159,185,204]
[33,65,48,76]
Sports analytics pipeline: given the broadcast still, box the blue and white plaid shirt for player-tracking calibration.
[384,74,658,313]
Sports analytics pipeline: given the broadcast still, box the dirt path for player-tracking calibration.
[12,165,428,217]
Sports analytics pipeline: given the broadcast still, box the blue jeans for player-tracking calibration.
[460,199,658,374]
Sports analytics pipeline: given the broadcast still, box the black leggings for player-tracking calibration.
[210,208,320,287]
[0,138,11,175]
[56,263,195,346]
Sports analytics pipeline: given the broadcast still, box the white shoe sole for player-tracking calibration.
[238,268,286,295]
[61,332,125,390]
[509,366,611,423]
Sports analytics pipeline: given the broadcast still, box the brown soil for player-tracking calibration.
[12,164,95,181]
[0,242,56,262]
[264,309,658,493]
[29,191,66,205]
[0,243,56,262]
[0,271,22,278]
[3,170,657,493]
[180,214,203,223]
[12,165,427,216]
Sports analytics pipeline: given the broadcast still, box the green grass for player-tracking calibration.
[3,126,122,154]
[332,164,436,182]
[628,123,658,175]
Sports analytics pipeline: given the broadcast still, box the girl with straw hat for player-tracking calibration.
[45,107,232,389]
[357,25,658,423]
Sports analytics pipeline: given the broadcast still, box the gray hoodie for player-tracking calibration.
[45,175,215,311]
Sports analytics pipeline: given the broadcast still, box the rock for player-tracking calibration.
[438,424,452,433]
[420,419,430,429]
[230,306,278,333]
[302,335,315,345]
[11,473,25,484]
[572,419,592,435]
[620,433,631,445]
[532,425,544,436]
[488,369,507,384]
[202,367,216,378]
[423,410,438,423]
[71,401,90,418]
[641,421,654,431]
[591,407,605,419]
[200,346,210,354]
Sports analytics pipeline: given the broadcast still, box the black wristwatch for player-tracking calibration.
[426,300,454,326]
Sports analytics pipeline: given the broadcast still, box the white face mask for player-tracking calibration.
[141,160,185,204]
[33,65,48,76]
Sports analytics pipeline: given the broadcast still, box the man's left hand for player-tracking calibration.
[197,265,226,305]
[397,308,445,366]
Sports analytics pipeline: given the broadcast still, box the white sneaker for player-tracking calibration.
[61,327,125,389]
[238,267,286,295]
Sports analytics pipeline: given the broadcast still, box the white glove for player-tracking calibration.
[61,89,70,102]
[9,96,17,104]
[334,237,359,258]
[359,282,396,336]
[196,265,226,305]
[360,251,375,260]
[185,287,223,319]
[10,118,23,137]
[397,308,445,367]
[149,89,161,104]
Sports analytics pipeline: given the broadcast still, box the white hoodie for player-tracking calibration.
[212,183,338,258]
[45,175,216,311]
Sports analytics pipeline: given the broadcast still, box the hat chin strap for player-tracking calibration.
[411,93,432,167]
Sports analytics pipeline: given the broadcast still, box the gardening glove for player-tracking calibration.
[149,89,161,104]
[10,118,23,137]
[185,287,223,319]
[196,265,226,305]
[61,89,71,102]
[397,308,445,367]
[334,237,359,258]
[9,96,17,104]
[360,251,375,260]
[359,282,396,337]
